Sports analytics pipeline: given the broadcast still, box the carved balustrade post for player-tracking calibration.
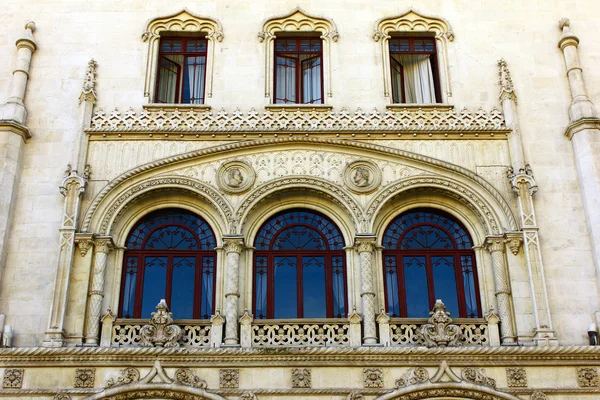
[354,236,378,345]
[484,236,516,345]
[223,236,244,346]
[83,237,114,346]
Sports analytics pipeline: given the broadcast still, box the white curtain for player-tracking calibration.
[186,56,205,104]
[275,56,296,103]
[391,54,436,103]
[157,55,183,103]
[302,56,321,103]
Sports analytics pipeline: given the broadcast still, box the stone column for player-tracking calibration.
[355,236,377,345]
[484,236,516,344]
[223,236,244,346]
[83,237,113,345]
[558,19,600,286]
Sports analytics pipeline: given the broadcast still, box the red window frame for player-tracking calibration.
[155,36,208,104]
[389,36,442,104]
[273,37,324,104]
[382,210,482,319]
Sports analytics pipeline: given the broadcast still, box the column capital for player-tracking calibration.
[484,236,506,254]
[354,235,377,253]
[223,235,245,253]
[75,233,95,257]
[507,165,538,196]
[94,236,114,254]
[504,233,523,256]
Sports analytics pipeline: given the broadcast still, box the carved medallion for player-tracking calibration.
[343,160,381,194]
[217,161,255,194]
[577,367,599,387]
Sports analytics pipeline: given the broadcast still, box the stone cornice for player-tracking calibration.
[0,119,32,141]
[564,117,600,140]
[1,345,599,367]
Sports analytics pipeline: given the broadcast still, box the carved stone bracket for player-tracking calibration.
[419,299,461,348]
[139,299,182,347]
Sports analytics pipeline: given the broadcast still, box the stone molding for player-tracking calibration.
[374,9,453,100]
[258,7,337,99]
[87,106,507,136]
[0,120,31,141]
[141,9,223,101]
[564,117,600,140]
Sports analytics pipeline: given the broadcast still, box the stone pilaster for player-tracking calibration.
[354,236,377,345]
[43,169,88,347]
[83,237,114,346]
[558,18,600,286]
[223,236,244,346]
[484,236,516,344]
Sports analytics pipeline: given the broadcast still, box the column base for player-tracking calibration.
[534,328,558,347]
[42,330,66,348]
[363,337,378,345]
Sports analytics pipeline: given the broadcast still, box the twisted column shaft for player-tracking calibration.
[223,237,244,346]
[485,237,516,344]
[355,237,377,345]
[84,238,113,345]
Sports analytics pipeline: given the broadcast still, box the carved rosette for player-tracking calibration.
[363,368,383,388]
[74,368,95,388]
[344,160,381,194]
[419,299,461,347]
[217,161,255,194]
[139,299,182,347]
[2,368,23,388]
[577,367,599,387]
[219,369,239,388]
[291,368,311,388]
[506,367,527,387]
[530,392,547,400]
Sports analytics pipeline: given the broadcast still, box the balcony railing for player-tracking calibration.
[250,319,353,347]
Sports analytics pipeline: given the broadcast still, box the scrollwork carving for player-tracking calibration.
[461,367,496,389]
[106,367,140,388]
[174,368,207,389]
[396,367,429,387]
[139,299,182,347]
[420,299,461,348]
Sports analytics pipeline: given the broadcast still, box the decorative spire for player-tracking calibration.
[79,59,98,104]
[498,59,517,103]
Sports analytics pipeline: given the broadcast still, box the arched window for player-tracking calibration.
[382,209,481,318]
[119,209,217,319]
[253,209,347,319]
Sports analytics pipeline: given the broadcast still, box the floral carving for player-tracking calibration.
[346,392,365,400]
[2,368,23,388]
[461,367,496,389]
[577,367,599,387]
[174,368,207,389]
[506,367,527,387]
[363,368,383,388]
[54,394,71,400]
[420,299,461,348]
[139,299,182,347]
[74,368,95,388]
[291,368,311,388]
[106,367,140,388]
[240,392,258,400]
[219,369,239,388]
[396,367,429,387]
[530,392,547,400]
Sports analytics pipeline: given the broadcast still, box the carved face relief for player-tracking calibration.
[217,161,256,194]
[344,160,381,194]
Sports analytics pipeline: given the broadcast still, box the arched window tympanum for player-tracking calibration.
[382,209,481,318]
[119,209,217,319]
[253,209,347,319]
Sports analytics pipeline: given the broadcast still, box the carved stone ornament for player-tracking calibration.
[363,368,383,388]
[240,392,258,400]
[80,58,97,104]
[74,368,96,388]
[506,367,527,387]
[420,299,461,348]
[139,299,182,347]
[577,367,599,387]
[346,392,365,400]
[219,369,239,388]
[396,367,429,388]
[54,394,71,400]
[174,368,207,388]
[498,58,517,103]
[344,160,381,194]
[291,368,312,388]
[2,368,23,388]
[530,391,548,400]
[106,367,140,388]
[217,161,256,194]
[461,367,496,389]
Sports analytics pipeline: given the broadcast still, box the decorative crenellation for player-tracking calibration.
[395,367,429,388]
[219,369,239,388]
[577,367,599,387]
[2,368,23,388]
[88,107,507,134]
[461,367,496,389]
[291,368,312,388]
[139,299,182,347]
[363,368,383,388]
[506,367,527,387]
[420,299,461,348]
[74,368,95,388]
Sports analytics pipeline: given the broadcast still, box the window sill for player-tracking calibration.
[386,103,454,112]
[265,104,333,112]
[143,103,212,112]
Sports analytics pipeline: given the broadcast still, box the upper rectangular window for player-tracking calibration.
[274,37,323,104]
[155,37,207,104]
[389,37,441,104]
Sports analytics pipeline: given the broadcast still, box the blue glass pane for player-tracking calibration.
[126,209,216,250]
[331,256,346,318]
[145,226,198,250]
[161,39,182,52]
[272,226,326,250]
[200,256,215,319]
[303,256,326,318]
[141,256,167,318]
[274,256,297,318]
[170,257,195,318]
[404,256,429,317]
[254,210,344,250]
[384,256,400,317]
[186,39,207,52]
[461,255,478,318]
[254,256,268,319]
[383,209,472,250]
[432,256,459,317]
[182,56,206,104]
[122,256,138,318]
[400,226,454,250]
